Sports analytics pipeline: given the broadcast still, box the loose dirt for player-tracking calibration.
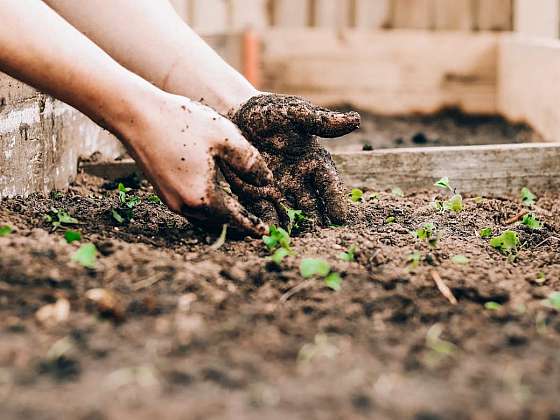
[1,170,560,419]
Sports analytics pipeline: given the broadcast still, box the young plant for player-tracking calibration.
[444,194,463,213]
[520,187,536,207]
[479,227,493,238]
[263,225,291,252]
[391,187,404,197]
[434,177,453,192]
[407,251,422,270]
[0,225,13,237]
[299,258,342,291]
[44,208,80,231]
[72,243,97,269]
[271,248,290,265]
[147,194,162,204]
[339,245,357,262]
[385,216,396,224]
[521,213,542,230]
[350,188,364,203]
[284,206,306,235]
[543,292,560,311]
[209,224,228,251]
[64,230,82,244]
[413,222,439,248]
[489,230,520,255]
[434,177,463,213]
[112,183,140,224]
[484,301,502,310]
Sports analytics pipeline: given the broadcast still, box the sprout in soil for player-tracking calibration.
[113,183,140,224]
[263,225,291,252]
[407,251,422,270]
[536,272,546,284]
[299,258,343,291]
[520,187,536,207]
[484,301,502,311]
[147,194,162,204]
[350,188,364,203]
[385,216,396,224]
[479,227,493,238]
[413,222,439,248]
[209,224,228,251]
[0,225,13,237]
[44,208,80,231]
[64,230,82,244]
[283,206,307,234]
[72,243,97,269]
[543,292,560,311]
[434,177,453,192]
[451,255,469,265]
[433,177,463,213]
[339,245,357,262]
[391,187,404,197]
[521,213,542,230]
[489,230,520,255]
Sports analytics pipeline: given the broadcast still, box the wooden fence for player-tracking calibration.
[169,0,515,34]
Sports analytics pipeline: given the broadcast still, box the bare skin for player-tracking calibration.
[0,0,270,237]
[41,0,361,228]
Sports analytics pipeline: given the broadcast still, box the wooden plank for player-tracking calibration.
[514,0,559,38]
[82,143,560,195]
[261,29,499,115]
[312,0,351,29]
[498,35,560,143]
[272,0,309,27]
[475,0,512,31]
[190,0,229,34]
[333,144,560,195]
[434,0,473,30]
[392,0,435,30]
[353,0,391,29]
[229,0,270,30]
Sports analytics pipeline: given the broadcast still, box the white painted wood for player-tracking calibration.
[514,0,559,38]
[313,0,351,28]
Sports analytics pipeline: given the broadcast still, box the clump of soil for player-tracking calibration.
[1,173,560,419]
[327,108,543,152]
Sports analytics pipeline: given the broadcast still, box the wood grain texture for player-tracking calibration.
[434,0,473,30]
[392,0,435,29]
[333,143,560,195]
[272,0,309,27]
[229,0,270,30]
[312,0,351,28]
[475,0,512,31]
[261,29,498,115]
[353,0,391,29]
[498,35,560,143]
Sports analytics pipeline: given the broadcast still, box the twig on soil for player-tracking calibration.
[430,271,458,305]
[506,210,528,225]
[278,279,314,306]
[535,236,560,248]
[131,274,165,291]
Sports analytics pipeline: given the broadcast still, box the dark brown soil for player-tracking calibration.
[1,173,560,420]
[328,108,544,153]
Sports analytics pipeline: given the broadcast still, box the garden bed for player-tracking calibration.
[1,170,560,419]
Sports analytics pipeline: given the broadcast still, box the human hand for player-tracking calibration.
[121,93,273,237]
[226,94,360,227]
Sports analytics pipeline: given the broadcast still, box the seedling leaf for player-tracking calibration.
[350,188,364,203]
[520,187,536,207]
[385,216,395,224]
[300,258,331,278]
[147,194,162,204]
[324,272,342,291]
[111,209,125,225]
[543,292,560,311]
[484,301,502,310]
[339,246,357,262]
[407,251,422,270]
[271,248,290,265]
[64,230,82,244]
[0,225,12,237]
[72,243,97,269]
[521,213,542,230]
[443,194,463,212]
[451,255,469,265]
[263,225,291,251]
[479,227,493,238]
[391,187,404,197]
[434,177,452,191]
[489,230,520,255]
[284,206,306,234]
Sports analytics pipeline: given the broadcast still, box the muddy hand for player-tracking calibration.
[123,94,272,238]
[228,94,360,226]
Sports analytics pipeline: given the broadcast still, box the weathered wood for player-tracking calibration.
[514,0,559,38]
[392,0,435,30]
[272,0,309,27]
[352,0,391,29]
[261,29,498,115]
[333,143,560,195]
[82,143,560,195]
[475,0,512,31]
[498,35,560,143]
[312,0,351,29]
[434,0,473,30]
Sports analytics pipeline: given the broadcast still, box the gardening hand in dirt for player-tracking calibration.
[125,95,273,238]
[227,94,361,226]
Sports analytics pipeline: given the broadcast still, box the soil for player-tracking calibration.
[1,172,560,420]
[327,108,544,153]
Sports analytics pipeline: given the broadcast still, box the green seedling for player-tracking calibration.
[147,194,162,204]
[385,216,396,224]
[339,245,357,262]
[72,243,97,269]
[451,255,469,265]
[111,209,125,224]
[391,187,404,197]
[209,224,228,251]
[543,292,560,311]
[434,177,453,192]
[536,272,546,284]
[479,227,493,238]
[0,225,13,237]
[64,230,82,244]
[473,196,483,204]
[414,222,439,248]
[350,188,364,203]
[489,230,520,255]
[271,248,290,265]
[521,213,542,230]
[407,251,422,270]
[263,225,291,251]
[444,194,463,212]
[520,187,536,207]
[484,301,502,311]
[426,324,456,356]
[299,258,342,291]
[284,206,306,234]
[44,208,80,231]
[112,183,140,224]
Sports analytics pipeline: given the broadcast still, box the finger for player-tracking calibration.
[218,133,273,186]
[293,105,361,138]
[312,151,349,225]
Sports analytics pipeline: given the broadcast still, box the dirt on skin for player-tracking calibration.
[1,172,560,420]
[328,107,544,153]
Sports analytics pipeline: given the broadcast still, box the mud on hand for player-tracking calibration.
[225,93,361,228]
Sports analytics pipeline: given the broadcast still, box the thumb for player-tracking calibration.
[297,106,361,138]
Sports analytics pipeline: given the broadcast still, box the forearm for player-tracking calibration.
[0,0,159,138]
[43,0,257,114]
